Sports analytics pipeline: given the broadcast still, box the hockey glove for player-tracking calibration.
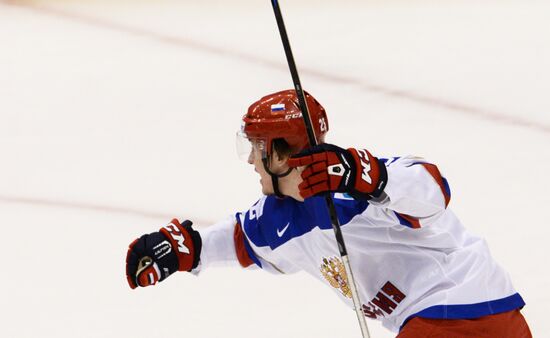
[125,219,201,289]
[287,144,387,200]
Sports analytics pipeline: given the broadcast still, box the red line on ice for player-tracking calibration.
[0,195,212,226]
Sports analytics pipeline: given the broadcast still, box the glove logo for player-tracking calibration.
[357,149,372,184]
[328,163,345,176]
[153,240,172,259]
[164,223,191,254]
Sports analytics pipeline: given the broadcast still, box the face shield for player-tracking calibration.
[236,130,268,163]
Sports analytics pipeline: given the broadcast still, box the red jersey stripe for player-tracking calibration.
[233,222,254,268]
[397,213,422,229]
[419,163,451,208]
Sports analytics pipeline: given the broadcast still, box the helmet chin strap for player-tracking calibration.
[262,157,293,198]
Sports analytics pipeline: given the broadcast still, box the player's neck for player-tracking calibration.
[278,169,304,202]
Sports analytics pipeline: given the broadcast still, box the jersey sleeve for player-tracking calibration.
[194,215,258,274]
[371,156,452,227]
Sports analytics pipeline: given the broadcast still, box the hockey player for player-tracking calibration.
[125,90,531,337]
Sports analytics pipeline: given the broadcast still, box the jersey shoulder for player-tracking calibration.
[238,194,369,250]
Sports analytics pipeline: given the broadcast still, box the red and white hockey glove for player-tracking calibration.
[125,219,201,289]
[288,144,387,200]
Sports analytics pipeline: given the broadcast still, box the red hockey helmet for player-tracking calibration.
[238,89,329,160]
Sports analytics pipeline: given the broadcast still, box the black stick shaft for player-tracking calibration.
[271,0,349,256]
[270,0,318,147]
[269,1,371,337]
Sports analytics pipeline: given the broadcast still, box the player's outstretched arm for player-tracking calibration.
[125,219,201,289]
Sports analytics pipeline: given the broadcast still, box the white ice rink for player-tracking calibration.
[1,0,549,337]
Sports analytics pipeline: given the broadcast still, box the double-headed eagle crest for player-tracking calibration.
[320,256,351,298]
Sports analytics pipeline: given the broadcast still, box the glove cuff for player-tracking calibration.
[371,157,388,198]
[187,222,202,270]
[160,219,202,272]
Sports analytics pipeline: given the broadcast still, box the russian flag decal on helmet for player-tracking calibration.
[271,103,285,112]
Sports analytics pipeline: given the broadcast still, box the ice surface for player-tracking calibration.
[1,0,548,337]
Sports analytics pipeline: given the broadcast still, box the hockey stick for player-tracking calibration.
[269,1,371,337]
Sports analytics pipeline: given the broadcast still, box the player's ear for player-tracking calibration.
[272,151,289,170]
[276,150,290,162]
[271,138,292,164]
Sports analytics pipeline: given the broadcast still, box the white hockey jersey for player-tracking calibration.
[197,156,525,333]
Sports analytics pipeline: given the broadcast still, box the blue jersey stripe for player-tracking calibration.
[442,177,451,198]
[394,212,411,228]
[242,194,369,251]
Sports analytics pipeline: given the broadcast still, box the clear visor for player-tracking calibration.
[236,131,267,162]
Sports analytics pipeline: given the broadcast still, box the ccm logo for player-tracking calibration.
[284,112,303,120]
[357,149,372,184]
[164,223,190,254]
